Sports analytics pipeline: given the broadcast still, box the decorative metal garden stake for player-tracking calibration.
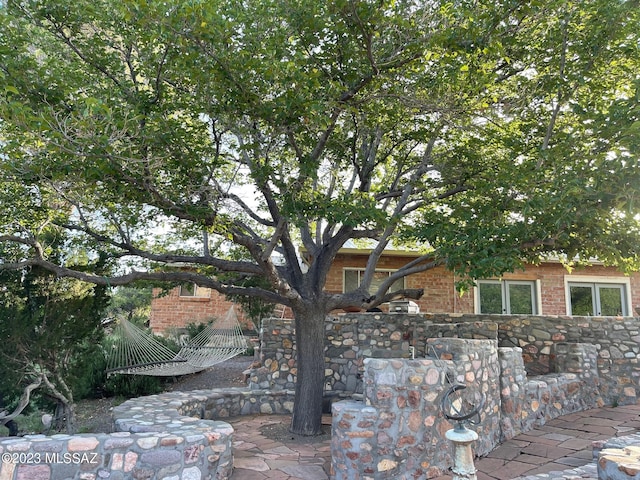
[441,384,483,480]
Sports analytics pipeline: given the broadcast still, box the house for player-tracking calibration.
[149,283,263,335]
[149,248,640,334]
[324,248,640,317]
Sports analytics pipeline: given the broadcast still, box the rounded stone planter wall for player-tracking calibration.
[0,387,300,480]
[0,393,235,480]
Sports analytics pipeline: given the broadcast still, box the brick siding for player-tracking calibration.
[149,253,640,333]
[149,288,251,334]
[322,253,640,316]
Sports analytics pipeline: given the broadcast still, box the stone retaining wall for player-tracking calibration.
[331,338,606,480]
[253,313,640,405]
[117,387,296,423]
[3,312,639,480]
[595,434,640,480]
[428,313,640,405]
[0,398,234,480]
[0,353,605,480]
[330,338,502,480]
[0,388,301,480]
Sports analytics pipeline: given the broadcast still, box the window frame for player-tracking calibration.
[564,275,631,316]
[179,283,211,298]
[343,268,406,296]
[474,279,541,315]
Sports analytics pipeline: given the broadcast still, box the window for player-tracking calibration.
[343,269,405,295]
[179,283,210,298]
[567,281,628,316]
[476,280,539,314]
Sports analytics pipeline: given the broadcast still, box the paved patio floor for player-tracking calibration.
[228,402,640,480]
[229,414,332,480]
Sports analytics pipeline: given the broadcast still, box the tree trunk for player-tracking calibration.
[53,401,76,434]
[41,371,76,434]
[289,306,326,436]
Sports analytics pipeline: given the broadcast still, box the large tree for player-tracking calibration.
[0,0,638,435]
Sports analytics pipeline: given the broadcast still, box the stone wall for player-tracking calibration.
[331,338,605,480]
[0,387,302,480]
[251,313,640,405]
[4,312,638,480]
[250,315,499,395]
[427,313,640,404]
[596,434,640,480]
[0,393,235,480]
[251,313,640,478]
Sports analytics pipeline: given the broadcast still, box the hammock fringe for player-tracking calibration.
[106,306,248,377]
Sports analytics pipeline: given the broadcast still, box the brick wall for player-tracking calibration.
[323,253,640,316]
[149,287,254,335]
[502,262,640,316]
[149,255,640,334]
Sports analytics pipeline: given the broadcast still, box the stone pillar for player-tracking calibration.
[331,400,379,479]
[498,347,526,440]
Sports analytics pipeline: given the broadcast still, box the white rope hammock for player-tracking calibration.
[106,307,248,377]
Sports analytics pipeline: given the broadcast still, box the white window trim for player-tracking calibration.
[563,275,632,316]
[474,279,542,315]
[535,279,543,315]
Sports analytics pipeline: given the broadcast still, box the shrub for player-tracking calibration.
[104,374,166,398]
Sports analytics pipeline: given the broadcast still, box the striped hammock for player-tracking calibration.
[106,307,247,376]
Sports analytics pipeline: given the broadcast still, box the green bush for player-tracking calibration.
[104,373,166,398]
[183,320,212,340]
[68,340,108,400]
[243,346,255,356]
[100,324,178,398]
[0,410,47,437]
[156,333,181,353]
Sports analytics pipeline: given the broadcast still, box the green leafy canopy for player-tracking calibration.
[1,0,639,435]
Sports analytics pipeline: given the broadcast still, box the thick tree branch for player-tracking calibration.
[0,233,263,275]
[0,377,42,424]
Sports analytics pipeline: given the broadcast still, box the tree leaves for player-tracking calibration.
[0,0,638,438]
[0,0,638,297]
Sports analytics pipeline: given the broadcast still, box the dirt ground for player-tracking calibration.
[6,356,329,444]
[74,356,255,434]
